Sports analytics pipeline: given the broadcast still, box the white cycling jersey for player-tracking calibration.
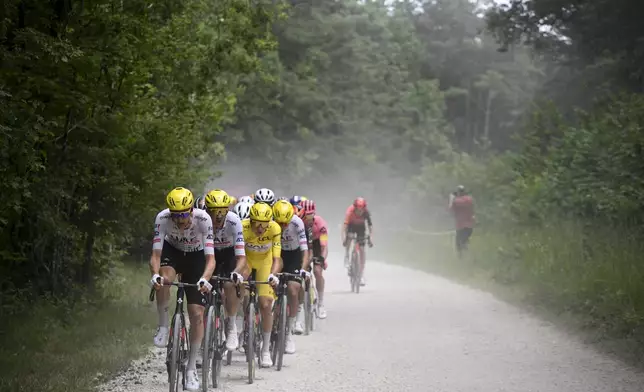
[153,208,215,255]
[281,215,308,251]
[213,211,245,256]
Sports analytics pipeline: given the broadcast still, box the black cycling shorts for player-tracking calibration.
[347,224,367,245]
[160,244,207,306]
[311,239,322,258]
[281,249,303,275]
[214,246,236,277]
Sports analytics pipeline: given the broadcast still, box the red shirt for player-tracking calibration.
[450,195,474,229]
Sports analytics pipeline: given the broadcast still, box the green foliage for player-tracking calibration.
[0,262,154,392]
[0,0,277,297]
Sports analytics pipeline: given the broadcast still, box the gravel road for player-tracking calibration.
[100,253,644,392]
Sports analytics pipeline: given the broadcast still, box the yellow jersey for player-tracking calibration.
[242,219,281,266]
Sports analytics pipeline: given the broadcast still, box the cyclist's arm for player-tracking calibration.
[270,227,282,275]
[201,217,216,280]
[232,219,247,274]
[366,211,373,237]
[298,220,310,270]
[150,216,165,275]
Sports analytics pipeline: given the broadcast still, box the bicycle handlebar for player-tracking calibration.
[209,275,242,298]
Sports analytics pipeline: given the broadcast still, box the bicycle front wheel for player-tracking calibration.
[246,301,256,384]
[168,315,182,392]
[304,284,312,336]
[211,303,225,388]
[202,306,215,391]
[275,294,287,370]
[352,250,360,294]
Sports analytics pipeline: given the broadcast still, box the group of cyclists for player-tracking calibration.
[149,186,373,391]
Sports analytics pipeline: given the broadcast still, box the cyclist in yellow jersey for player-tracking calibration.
[241,202,281,367]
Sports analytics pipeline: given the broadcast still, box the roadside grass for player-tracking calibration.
[0,261,155,392]
[377,221,644,369]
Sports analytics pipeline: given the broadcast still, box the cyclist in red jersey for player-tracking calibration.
[448,185,475,257]
[294,200,330,322]
[341,197,372,286]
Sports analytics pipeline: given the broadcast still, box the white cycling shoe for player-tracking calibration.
[153,326,169,348]
[285,332,296,354]
[185,369,200,391]
[318,305,327,319]
[261,350,273,368]
[293,306,305,335]
[226,325,239,351]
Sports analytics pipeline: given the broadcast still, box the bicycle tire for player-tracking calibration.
[270,298,279,365]
[276,294,287,370]
[304,283,312,336]
[352,247,360,294]
[212,303,225,388]
[246,301,256,384]
[202,305,215,391]
[168,315,182,392]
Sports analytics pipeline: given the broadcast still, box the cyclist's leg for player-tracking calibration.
[182,251,208,372]
[154,246,179,347]
[281,250,303,339]
[217,247,240,350]
[282,250,301,352]
[256,261,275,365]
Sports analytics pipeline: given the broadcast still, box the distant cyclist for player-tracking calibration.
[238,195,254,205]
[273,199,310,353]
[254,188,276,206]
[233,201,252,220]
[149,187,215,392]
[296,199,329,321]
[448,185,475,257]
[194,194,206,210]
[341,197,372,286]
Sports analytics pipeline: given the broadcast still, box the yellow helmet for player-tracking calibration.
[301,196,308,201]
[272,200,293,224]
[205,189,230,209]
[228,196,238,206]
[166,187,194,212]
[249,202,273,222]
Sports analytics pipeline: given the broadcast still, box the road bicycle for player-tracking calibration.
[346,233,373,293]
[240,271,270,384]
[270,272,302,370]
[149,277,201,392]
[304,257,323,335]
[202,275,240,390]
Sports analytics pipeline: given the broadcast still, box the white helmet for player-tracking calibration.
[238,196,254,205]
[234,201,252,220]
[254,188,276,205]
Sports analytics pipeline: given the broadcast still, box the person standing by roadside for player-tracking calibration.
[449,185,475,257]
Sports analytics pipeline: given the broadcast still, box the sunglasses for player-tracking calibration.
[170,210,191,219]
[251,221,270,229]
[208,207,229,214]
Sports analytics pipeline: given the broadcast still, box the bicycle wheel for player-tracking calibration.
[304,282,312,336]
[270,298,280,365]
[211,303,226,388]
[246,301,256,384]
[275,294,287,370]
[202,305,215,391]
[168,315,182,392]
[352,249,360,294]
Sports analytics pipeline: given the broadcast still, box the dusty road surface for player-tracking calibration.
[100,253,644,392]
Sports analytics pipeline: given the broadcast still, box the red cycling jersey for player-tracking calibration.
[344,205,372,227]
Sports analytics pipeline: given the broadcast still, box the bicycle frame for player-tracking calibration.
[149,278,201,392]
